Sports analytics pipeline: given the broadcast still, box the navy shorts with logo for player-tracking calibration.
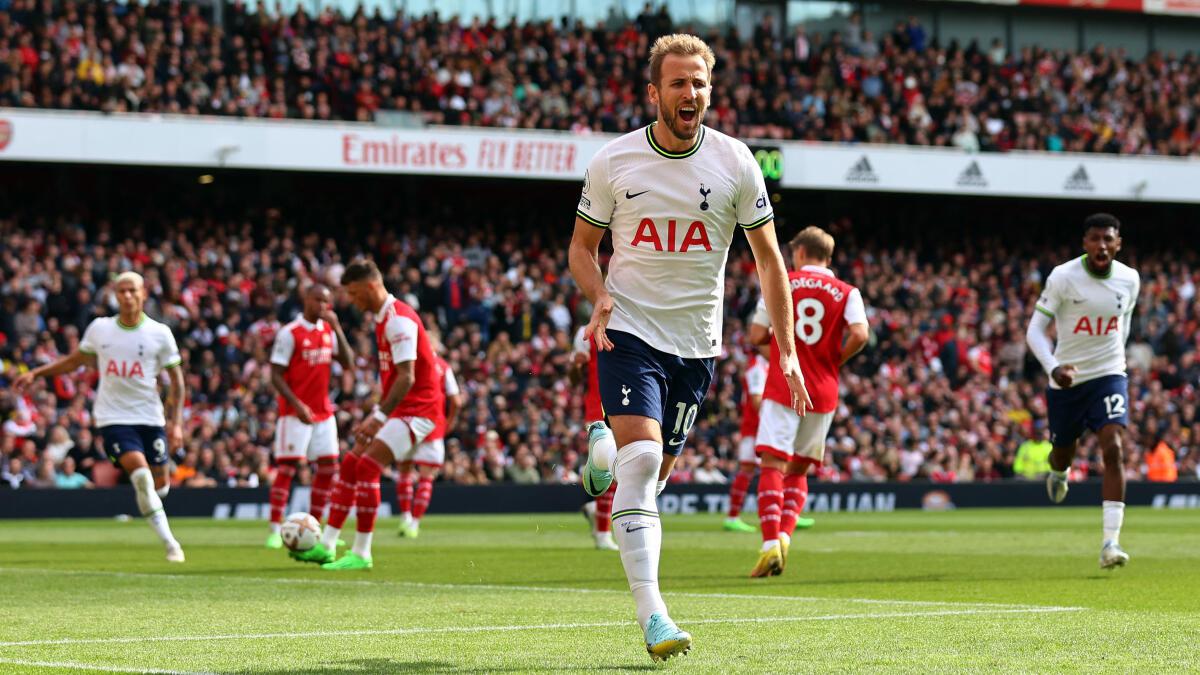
[597,329,716,456]
[99,425,169,466]
[1046,374,1129,446]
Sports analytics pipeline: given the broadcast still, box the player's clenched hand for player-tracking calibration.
[780,353,812,416]
[355,416,383,446]
[320,310,341,329]
[1052,365,1077,389]
[585,293,615,351]
[11,371,35,394]
[295,402,315,425]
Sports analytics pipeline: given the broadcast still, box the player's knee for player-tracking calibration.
[615,440,661,483]
[130,467,163,517]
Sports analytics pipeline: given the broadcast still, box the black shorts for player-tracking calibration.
[596,330,715,456]
[1046,374,1129,446]
[99,425,169,466]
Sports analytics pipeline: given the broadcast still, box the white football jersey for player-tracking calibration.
[576,123,773,359]
[79,314,182,427]
[1035,255,1139,388]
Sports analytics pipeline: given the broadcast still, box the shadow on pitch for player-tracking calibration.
[241,659,657,673]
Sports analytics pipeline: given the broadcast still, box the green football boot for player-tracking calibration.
[321,552,373,571]
[289,541,336,565]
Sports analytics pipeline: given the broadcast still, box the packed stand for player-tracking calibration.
[1,209,1197,490]
[2,1,1199,155]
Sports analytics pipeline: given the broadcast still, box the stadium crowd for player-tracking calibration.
[2,0,1200,155]
[1,207,1198,491]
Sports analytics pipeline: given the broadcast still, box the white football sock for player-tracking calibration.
[1050,468,1068,480]
[130,467,177,546]
[156,484,170,499]
[269,522,282,535]
[655,479,667,497]
[611,440,668,630]
[589,426,618,472]
[320,525,341,550]
[352,531,373,559]
[1102,500,1124,546]
[762,539,779,552]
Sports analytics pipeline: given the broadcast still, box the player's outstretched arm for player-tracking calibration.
[568,216,613,351]
[11,349,96,393]
[745,222,811,415]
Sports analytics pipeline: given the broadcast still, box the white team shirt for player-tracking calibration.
[576,124,774,359]
[444,363,460,397]
[1035,255,1140,388]
[78,314,181,427]
[750,266,868,328]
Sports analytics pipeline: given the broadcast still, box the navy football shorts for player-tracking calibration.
[597,329,715,456]
[99,425,169,466]
[1046,374,1129,447]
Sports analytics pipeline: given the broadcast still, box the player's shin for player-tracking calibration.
[352,454,383,559]
[323,453,359,548]
[397,471,414,518]
[309,458,337,523]
[728,469,753,518]
[130,466,178,547]
[611,440,668,629]
[268,460,298,533]
[757,466,783,549]
[780,472,809,536]
[412,474,434,522]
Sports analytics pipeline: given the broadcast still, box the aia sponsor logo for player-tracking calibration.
[1073,316,1120,335]
[630,218,712,252]
[104,360,146,378]
[0,119,10,151]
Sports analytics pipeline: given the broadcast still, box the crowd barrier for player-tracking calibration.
[1,481,1197,519]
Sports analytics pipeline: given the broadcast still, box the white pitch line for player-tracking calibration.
[0,606,1083,649]
[0,567,1068,611]
[0,656,209,674]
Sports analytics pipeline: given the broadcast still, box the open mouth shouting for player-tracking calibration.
[678,104,698,124]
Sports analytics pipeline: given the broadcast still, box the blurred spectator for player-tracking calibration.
[0,4,1198,155]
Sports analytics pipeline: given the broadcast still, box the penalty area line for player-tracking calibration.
[0,566,1073,611]
[0,606,1084,649]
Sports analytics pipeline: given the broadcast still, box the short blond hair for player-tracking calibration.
[113,271,145,289]
[790,226,835,262]
[648,34,716,85]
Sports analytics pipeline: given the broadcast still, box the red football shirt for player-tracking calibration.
[762,268,861,414]
[270,317,336,422]
[374,295,444,424]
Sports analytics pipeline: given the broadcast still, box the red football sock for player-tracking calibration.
[782,472,810,536]
[728,469,753,518]
[396,471,414,516]
[309,458,337,523]
[268,460,298,525]
[594,482,616,533]
[354,454,383,534]
[326,453,359,530]
[758,467,784,543]
[412,474,434,521]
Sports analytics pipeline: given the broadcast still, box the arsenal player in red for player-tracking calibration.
[267,284,353,550]
[572,326,619,551]
[396,339,462,538]
[308,260,444,570]
[750,227,869,577]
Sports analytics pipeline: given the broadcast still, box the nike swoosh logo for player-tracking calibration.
[668,437,685,445]
[625,525,651,533]
[625,190,650,199]
[1072,299,1086,304]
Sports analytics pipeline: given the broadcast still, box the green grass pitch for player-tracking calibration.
[0,507,1196,673]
